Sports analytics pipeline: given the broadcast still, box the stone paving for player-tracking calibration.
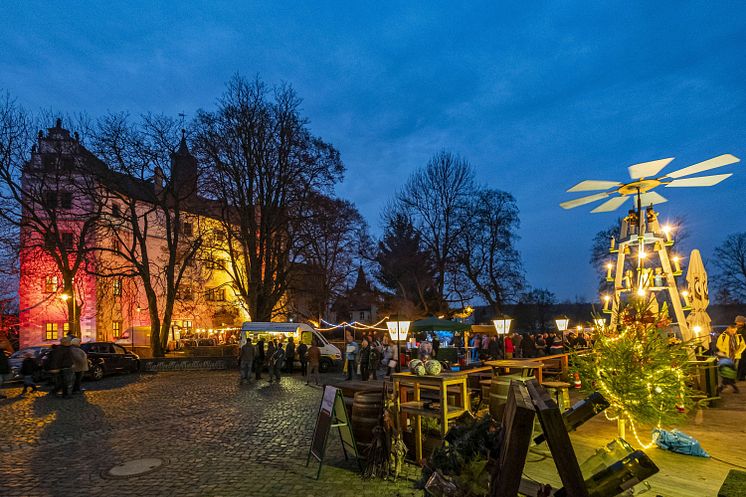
[0,371,421,497]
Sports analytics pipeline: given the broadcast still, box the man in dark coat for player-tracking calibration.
[285,337,296,373]
[297,341,308,377]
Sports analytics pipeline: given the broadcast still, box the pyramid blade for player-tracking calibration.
[567,180,622,192]
[560,192,609,210]
[591,196,629,213]
[665,173,733,187]
[664,154,740,179]
[628,158,674,179]
[638,191,667,206]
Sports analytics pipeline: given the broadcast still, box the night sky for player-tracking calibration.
[2,2,744,301]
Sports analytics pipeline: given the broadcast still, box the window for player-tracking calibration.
[111,203,121,217]
[359,311,365,321]
[182,320,192,333]
[112,321,122,338]
[44,275,58,293]
[181,222,193,237]
[59,191,73,209]
[61,232,74,250]
[45,322,58,341]
[113,278,122,296]
[43,190,58,209]
[178,286,193,301]
[205,287,226,302]
[63,322,70,333]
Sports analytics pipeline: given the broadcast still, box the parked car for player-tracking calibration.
[80,342,140,380]
[8,346,52,381]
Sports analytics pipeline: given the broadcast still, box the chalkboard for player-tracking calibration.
[307,385,360,479]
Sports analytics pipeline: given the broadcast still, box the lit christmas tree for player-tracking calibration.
[575,297,693,446]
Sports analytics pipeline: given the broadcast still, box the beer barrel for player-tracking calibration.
[489,374,524,420]
[351,391,383,454]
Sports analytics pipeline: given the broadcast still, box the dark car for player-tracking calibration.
[8,346,52,381]
[80,342,140,380]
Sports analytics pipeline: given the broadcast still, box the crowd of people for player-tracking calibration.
[343,332,397,381]
[236,335,324,386]
[466,330,591,362]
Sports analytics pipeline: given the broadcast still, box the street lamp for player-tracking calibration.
[555,316,569,333]
[60,291,76,338]
[493,315,513,359]
[386,320,411,373]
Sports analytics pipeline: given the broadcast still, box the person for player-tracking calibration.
[344,332,359,381]
[520,334,537,358]
[512,333,523,358]
[307,339,321,386]
[432,334,440,358]
[735,315,746,381]
[535,333,546,357]
[70,338,89,393]
[239,338,255,383]
[255,338,265,380]
[381,337,394,376]
[297,340,308,377]
[504,334,514,359]
[418,339,433,361]
[359,339,371,381]
[19,352,39,395]
[0,348,9,399]
[469,334,480,363]
[488,335,501,359]
[369,343,380,380]
[266,340,276,370]
[717,323,745,392]
[285,337,296,374]
[268,343,285,383]
[549,335,564,355]
[47,338,74,398]
[576,332,588,349]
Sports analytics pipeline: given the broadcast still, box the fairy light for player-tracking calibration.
[316,316,390,332]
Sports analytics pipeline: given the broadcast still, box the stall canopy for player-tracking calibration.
[410,316,470,333]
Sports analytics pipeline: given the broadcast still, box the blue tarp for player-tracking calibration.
[653,428,709,458]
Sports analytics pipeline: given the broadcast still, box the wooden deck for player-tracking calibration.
[523,380,746,496]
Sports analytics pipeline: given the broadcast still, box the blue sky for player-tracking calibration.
[2,2,745,301]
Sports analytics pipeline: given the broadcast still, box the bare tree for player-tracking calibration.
[91,113,205,356]
[712,232,746,304]
[396,151,475,308]
[0,94,102,335]
[455,188,524,315]
[293,193,368,321]
[194,76,344,321]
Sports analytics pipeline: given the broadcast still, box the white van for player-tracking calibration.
[240,322,342,372]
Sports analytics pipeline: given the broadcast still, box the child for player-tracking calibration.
[20,352,39,395]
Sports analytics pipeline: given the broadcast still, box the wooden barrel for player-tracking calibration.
[351,391,383,453]
[489,374,524,420]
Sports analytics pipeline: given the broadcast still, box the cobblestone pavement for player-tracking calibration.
[0,371,421,497]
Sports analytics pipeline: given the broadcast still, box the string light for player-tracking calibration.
[316,316,390,332]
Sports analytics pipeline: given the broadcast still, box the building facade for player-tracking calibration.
[18,121,249,349]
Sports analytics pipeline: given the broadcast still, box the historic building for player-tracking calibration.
[18,120,249,348]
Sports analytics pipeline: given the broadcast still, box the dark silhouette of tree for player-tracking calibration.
[455,188,524,315]
[395,151,474,307]
[194,76,344,321]
[514,288,557,333]
[293,193,369,321]
[375,212,440,316]
[712,232,746,303]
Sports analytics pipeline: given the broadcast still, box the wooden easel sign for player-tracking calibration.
[307,385,360,479]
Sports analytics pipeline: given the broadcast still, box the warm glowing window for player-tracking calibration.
[112,321,122,338]
[205,288,225,302]
[113,279,122,296]
[45,322,59,341]
[182,320,192,333]
[44,275,58,293]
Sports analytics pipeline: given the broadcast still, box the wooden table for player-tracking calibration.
[484,360,544,383]
[392,372,470,461]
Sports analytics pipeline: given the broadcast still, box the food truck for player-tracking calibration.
[240,322,342,372]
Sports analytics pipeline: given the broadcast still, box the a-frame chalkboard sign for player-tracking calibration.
[306,385,361,479]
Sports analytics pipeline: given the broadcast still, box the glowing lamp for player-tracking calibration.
[594,318,606,329]
[386,321,411,341]
[555,316,570,332]
[492,315,512,335]
[602,294,611,312]
[637,287,646,297]
[59,293,70,301]
[693,325,702,335]
[681,290,690,307]
[672,256,681,273]
[606,262,613,281]
[662,224,673,243]
[576,325,583,332]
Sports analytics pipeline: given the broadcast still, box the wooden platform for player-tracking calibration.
[323,378,384,399]
[523,380,746,496]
